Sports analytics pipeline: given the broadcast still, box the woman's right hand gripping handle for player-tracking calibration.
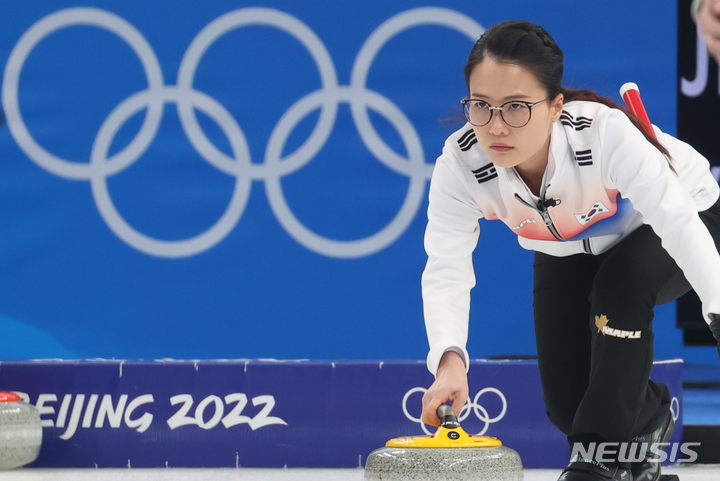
[421,350,469,426]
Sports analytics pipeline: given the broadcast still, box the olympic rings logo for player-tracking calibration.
[2,7,483,258]
[670,396,680,423]
[402,386,508,436]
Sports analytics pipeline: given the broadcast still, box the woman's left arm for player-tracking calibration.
[600,109,720,327]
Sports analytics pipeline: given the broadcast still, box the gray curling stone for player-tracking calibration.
[0,391,42,470]
[365,404,523,481]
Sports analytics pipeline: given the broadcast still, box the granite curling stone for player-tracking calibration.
[0,391,42,470]
[365,404,523,481]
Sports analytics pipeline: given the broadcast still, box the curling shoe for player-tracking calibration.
[630,409,674,481]
[557,456,632,481]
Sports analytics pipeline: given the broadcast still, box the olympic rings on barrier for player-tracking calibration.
[670,396,680,423]
[402,386,508,436]
[2,7,484,258]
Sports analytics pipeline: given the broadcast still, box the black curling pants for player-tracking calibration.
[532,197,720,448]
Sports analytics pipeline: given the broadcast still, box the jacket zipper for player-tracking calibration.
[514,187,594,253]
[514,191,564,241]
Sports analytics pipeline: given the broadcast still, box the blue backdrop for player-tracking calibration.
[0,0,714,363]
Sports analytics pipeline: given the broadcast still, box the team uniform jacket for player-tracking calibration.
[423,100,720,375]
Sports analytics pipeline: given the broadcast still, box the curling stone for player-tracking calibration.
[365,404,523,481]
[0,391,42,470]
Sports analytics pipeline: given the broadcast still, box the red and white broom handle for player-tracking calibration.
[619,82,657,140]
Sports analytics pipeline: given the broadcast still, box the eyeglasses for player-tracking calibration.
[460,97,551,128]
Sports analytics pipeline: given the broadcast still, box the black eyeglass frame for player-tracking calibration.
[460,97,552,128]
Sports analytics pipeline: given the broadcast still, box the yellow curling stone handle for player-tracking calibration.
[386,404,503,448]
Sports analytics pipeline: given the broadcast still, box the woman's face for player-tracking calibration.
[467,57,563,175]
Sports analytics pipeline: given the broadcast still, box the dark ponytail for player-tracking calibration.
[563,89,671,159]
[465,21,671,162]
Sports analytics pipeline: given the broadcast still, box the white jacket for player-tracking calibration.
[423,100,720,375]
